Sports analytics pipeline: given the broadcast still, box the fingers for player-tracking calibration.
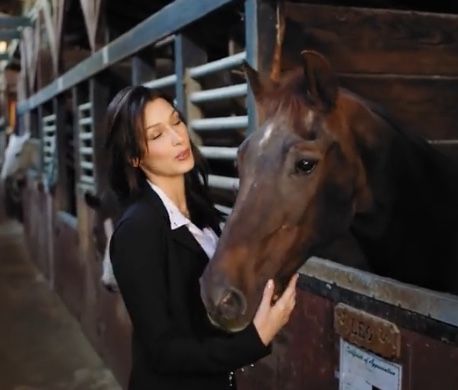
[259,279,275,311]
[275,273,299,309]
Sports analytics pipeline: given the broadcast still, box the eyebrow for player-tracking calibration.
[144,109,178,131]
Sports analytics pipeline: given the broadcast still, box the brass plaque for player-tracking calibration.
[334,303,401,359]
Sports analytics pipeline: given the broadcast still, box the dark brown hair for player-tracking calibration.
[105,85,223,233]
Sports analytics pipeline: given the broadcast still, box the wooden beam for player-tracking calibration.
[18,0,237,113]
[0,16,32,28]
[38,0,58,77]
[79,0,104,53]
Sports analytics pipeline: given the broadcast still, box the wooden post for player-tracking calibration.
[89,75,110,191]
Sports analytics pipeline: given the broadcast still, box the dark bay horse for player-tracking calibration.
[200,50,458,332]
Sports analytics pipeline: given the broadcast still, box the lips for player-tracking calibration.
[175,148,191,161]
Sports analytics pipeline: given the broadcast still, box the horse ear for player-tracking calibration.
[242,61,264,101]
[301,50,338,110]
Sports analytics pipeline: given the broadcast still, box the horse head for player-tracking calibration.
[85,189,122,292]
[200,50,387,332]
[1,132,40,181]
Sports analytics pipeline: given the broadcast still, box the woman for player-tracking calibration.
[106,86,298,389]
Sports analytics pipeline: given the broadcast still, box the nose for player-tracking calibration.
[215,287,247,322]
[170,127,184,146]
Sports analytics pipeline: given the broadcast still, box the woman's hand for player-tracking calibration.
[253,273,299,346]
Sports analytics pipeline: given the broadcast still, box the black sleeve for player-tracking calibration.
[110,213,271,375]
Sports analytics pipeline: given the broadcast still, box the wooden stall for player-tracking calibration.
[2,0,457,388]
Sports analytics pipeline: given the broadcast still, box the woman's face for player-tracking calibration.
[138,97,195,180]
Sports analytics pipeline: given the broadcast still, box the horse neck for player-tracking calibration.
[352,114,458,240]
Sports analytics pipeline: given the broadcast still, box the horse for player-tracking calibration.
[199,50,458,332]
[1,132,41,220]
[1,132,40,181]
[84,189,122,292]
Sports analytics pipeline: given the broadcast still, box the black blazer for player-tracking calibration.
[110,184,270,390]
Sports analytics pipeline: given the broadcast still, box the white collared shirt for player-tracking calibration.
[147,180,219,259]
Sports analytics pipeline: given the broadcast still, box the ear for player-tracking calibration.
[84,191,102,209]
[242,61,263,101]
[130,157,140,168]
[301,50,338,110]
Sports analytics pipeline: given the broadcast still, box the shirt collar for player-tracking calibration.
[147,180,190,230]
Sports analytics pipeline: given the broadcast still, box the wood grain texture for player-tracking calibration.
[283,3,458,76]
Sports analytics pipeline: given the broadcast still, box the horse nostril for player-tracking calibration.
[217,288,247,321]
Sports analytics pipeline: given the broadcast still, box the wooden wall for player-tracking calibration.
[282,3,458,160]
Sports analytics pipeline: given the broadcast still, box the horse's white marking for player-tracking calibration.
[259,123,274,148]
[101,218,118,291]
[304,111,315,129]
[1,132,31,180]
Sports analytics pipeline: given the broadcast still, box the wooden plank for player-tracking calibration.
[89,75,109,191]
[79,0,103,52]
[52,0,66,72]
[283,3,458,76]
[18,0,237,113]
[339,74,458,140]
[38,0,58,77]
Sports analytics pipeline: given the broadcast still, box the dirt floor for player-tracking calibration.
[0,205,122,389]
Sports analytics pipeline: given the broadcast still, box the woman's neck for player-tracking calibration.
[148,174,188,214]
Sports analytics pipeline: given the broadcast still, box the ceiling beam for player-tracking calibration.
[0,16,32,28]
[0,30,21,40]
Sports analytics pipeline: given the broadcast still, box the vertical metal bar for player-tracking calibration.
[244,0,277,135]
[174,34,206,122]
[131,54,156,86]
[244,0,258,135]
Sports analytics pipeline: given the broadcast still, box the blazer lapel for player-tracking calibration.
[170,225,207,257]
[141,183,207,257]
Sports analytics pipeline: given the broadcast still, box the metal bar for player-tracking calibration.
[79,117,93,126]
[79,147,94,155]
[143,74,177,90]
[18,0,237,113]
[300,257,458,327]
[191,116,248,131]
[78,102,92,111]
[79,132,93,140]
[80,175,95,184]
[190,83,247,103]
[42,114,56,123]
[208,175,239,190]
[80,161,94,170]
[189,52,246,79]
[43,125,56,133]
[0,16,32,28]
[199,146,237,159]
[154,34,175,48]
[245,0,258,135]
[215,204,233,215]
[0,30,21,40]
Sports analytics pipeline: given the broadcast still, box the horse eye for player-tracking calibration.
[15,152,21,157]
[294,159,317,175]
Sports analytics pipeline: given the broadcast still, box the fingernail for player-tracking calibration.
[267,279,273,289]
